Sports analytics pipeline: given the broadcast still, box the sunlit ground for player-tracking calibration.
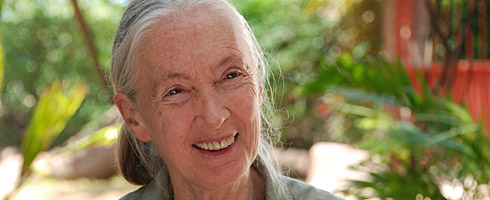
[11,176,138,200]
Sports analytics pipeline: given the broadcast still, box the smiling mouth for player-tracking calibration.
[193,133,237,151]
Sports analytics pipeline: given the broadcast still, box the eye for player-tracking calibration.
[161,87,191,104]
[168,88,181,96]
[225,72,239,79]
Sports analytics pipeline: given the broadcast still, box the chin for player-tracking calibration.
[198,158,252,188]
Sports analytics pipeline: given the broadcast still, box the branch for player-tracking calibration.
[426,0,450,50]
[70,0,110,95]
[425,0,479,91]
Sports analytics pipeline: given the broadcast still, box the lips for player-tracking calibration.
[193,133,237,151]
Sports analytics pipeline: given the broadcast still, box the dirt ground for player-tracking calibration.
[11,175,139,200]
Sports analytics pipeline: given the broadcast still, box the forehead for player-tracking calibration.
[135,8,252,80]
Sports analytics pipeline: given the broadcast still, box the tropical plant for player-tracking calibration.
[0,0,124,147]
[5,81,87,199]
[234,0,384,149]
[302,54,490,199]
[54,124,120,154]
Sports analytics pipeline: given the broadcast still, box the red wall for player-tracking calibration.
[392,0,490,133]
[408,61,490,133]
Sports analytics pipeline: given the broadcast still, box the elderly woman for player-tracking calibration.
[111,0,342,199]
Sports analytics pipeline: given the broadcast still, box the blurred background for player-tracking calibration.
[0,0,489,199]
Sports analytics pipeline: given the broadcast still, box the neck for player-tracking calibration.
[170,166,265,200]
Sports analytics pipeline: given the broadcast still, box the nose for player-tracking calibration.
[197,93,230,129]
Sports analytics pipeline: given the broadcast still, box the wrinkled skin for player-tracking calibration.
[115,7,265,200]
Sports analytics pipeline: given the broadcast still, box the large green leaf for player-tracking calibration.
[21,81,87,175]
[58,124,120,154]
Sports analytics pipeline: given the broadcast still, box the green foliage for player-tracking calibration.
[302,54,490,198]
[58,124,120,154]
[21,81,87,176]
[302,54,414,101]
[0,0,124,146]
[232,0,384,148]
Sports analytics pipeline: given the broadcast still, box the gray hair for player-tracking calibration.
[111,0,285,198]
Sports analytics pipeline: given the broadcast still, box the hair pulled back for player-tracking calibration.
[111,0,285,197]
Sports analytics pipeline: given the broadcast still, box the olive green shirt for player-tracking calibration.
[120,163,344,200]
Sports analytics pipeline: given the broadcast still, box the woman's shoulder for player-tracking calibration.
[119,187,145,200]
[282,176,344,200]
[119,181,163,200]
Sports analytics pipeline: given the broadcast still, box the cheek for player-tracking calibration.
[228,86,261,143]
[230,84,261,119]
[145,104,195,156]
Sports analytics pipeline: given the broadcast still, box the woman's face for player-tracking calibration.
[128,10,262,188]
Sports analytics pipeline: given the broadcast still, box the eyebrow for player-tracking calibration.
[165,72,188,80]
[216,55,235,69]
[160,55,238,83]
[156,72,190,88]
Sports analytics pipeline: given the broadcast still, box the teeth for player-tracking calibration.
[194,134,236,151]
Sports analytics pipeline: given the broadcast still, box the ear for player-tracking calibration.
[114,93,152,142]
